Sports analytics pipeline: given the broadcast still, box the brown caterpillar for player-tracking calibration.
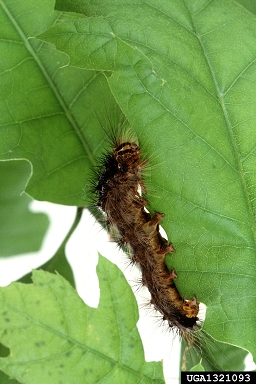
[89,125,251,375]
[93,129,200,336]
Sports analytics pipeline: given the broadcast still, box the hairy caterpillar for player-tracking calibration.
[86,118,252,377]
[91,127,200,341]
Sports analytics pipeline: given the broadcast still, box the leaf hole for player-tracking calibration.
[0,343,10,358]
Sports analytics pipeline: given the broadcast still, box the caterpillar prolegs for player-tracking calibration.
[92,129,200,337]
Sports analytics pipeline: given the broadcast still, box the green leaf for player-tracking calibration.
[0,256,164,384]
[235,0,256,15]
[181,335,248,372]
[0,0,120,205]
[1,0,256,374]
[0,343,20,384]
[18,208,84,288]
[40,0,256,364]
[0,160,49,256]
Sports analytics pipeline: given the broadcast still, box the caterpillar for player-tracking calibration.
[92,127,200,339]
[88,122,252,376]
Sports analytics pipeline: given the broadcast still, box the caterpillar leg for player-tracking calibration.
[142,212,164,235]
[157,242,175,254]
[182,297,200,318]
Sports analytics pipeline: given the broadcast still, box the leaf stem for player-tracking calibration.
[19,207,84,287]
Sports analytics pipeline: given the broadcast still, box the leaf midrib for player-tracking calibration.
[0,1,97,167]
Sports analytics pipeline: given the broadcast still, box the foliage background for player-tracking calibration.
[0,0,256,382]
